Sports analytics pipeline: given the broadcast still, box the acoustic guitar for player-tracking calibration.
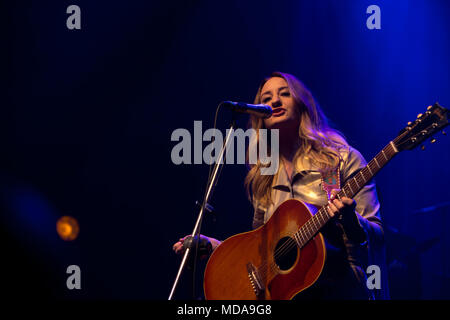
[203,103,448,300]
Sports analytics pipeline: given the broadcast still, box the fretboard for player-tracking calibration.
[292,142,399,248]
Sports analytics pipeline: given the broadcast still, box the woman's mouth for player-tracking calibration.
[271,108,286,117]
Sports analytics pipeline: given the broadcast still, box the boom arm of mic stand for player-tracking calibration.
[168,118,236,300]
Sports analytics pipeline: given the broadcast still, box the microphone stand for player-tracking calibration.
[168,115,237,300]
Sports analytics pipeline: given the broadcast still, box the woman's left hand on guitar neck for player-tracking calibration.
[327,189,367,244]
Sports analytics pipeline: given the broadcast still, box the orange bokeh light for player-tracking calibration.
[56,216,79,241]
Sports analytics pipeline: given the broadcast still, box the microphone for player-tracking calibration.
[221,101,272,118]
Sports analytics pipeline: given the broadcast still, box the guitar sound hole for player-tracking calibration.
[274,236,298,271]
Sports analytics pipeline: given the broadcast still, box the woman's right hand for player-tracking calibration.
[172,236,189,255]
[172,234,221,257]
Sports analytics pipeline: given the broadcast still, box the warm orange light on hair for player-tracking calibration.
[56,216,79,241]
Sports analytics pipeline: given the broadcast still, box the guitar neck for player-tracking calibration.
[294,142,399,247]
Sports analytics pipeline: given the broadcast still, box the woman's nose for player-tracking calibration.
[271,96,282,108]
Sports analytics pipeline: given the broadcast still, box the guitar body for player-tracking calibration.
[204,199,326,300]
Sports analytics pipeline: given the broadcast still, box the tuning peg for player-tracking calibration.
[430,138,436,144]
[407,121,412,126]
[417,113,423,118]
[421,145,426,150]
[443,130,447,135]
[427,105,433,110]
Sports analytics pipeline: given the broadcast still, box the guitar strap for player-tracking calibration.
[320,162,341,200]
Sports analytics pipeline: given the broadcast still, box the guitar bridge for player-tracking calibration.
[246,262,264,298]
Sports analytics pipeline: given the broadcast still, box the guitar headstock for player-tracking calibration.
[394,102,448,151]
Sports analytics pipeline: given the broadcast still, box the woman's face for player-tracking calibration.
[260,77,300,130]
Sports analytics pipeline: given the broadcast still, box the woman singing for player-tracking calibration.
[174,71,388,300]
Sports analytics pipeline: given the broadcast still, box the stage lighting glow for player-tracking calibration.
[57,216,79,241]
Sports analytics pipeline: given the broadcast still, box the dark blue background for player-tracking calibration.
[2,0,450,300]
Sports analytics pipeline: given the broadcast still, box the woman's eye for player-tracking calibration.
[262,97,271,103]
[281,91,290,96]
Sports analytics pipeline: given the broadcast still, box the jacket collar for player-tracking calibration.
[272,157,320,189]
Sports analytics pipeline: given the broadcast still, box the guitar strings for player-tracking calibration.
[254,179,351,279]
[255,210,328,280]
[256,197,344,278]
[258,209,328,279]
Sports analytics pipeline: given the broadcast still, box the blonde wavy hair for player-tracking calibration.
[245,72,349,207]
